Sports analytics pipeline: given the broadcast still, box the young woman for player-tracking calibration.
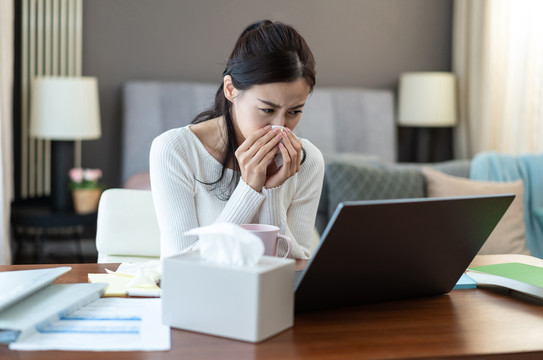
[150,20,324,259]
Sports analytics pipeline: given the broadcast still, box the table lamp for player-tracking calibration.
[398,72,457,162]
[30,76,101,211]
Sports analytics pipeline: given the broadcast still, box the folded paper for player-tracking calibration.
[91,260,162,297]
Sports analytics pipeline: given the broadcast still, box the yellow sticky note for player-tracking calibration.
[88,273,132,296]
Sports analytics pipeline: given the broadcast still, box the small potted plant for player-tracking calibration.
[69,168,104,214]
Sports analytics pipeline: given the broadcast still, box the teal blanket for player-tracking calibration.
[470,152,543,258]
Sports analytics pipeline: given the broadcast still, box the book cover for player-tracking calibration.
[466,262,543,300]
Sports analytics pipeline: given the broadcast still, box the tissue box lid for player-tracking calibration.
[165,251,294,273]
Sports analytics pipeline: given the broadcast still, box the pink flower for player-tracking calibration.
[69,168,84,183]
[69,168,103,190]
[84,169,103,182]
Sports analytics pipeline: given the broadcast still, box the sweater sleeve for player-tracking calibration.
[150,130,199,258]
[258,140,325,259]
[215,177,266,223]
[150,128,266,259]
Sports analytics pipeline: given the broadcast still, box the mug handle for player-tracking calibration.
[277,234,292,258]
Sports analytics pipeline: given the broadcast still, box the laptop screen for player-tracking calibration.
[295,194,515,312]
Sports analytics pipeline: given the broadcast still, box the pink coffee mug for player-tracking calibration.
[240,224,292,258]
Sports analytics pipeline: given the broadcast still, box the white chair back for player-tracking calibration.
[95,188,160,263]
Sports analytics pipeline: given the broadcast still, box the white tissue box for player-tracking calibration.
[161,251,295,342]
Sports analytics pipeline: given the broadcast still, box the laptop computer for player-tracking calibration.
[0,267,71,312]
[294,194,515,313]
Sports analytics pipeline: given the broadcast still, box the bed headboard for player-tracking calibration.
[122,81,396,186]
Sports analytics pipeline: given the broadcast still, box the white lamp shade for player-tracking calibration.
[30,76,102,140]
[398,72,457,127]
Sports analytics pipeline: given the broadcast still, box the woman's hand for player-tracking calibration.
[235,125,283,191]
[264,127,302,189]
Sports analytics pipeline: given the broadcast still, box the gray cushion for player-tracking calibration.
[122,82,217,185]
[392,159,471,178]
[316,153,382,233]
[298,88,396,162]
[325,162,425,218]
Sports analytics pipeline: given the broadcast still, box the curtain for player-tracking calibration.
[0,0,14,265]
[453,0,543,158]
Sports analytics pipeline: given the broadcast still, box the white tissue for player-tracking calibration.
[185,223,264,267]
[271,125,284,168]
[106,260,162,288]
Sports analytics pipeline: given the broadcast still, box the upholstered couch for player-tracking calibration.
[120,81,542,259]
[315,154,471,235]
[121,81,396,187]
[318,152,543,259]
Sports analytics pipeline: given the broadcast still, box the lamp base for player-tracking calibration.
[51,140,74,212]
[398,126,454,163]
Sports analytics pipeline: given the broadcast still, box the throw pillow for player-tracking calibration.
[325,162,425,217]
[422,167,529,255]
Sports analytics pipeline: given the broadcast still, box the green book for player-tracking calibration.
[466,262,543,300]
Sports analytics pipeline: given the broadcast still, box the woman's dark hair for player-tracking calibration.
[192,20,316,199]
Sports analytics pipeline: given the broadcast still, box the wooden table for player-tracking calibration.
[2,255,543,359]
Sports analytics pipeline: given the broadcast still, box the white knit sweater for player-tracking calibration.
[149,125,325,259]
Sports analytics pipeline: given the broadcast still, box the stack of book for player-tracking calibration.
[467,262,543,300]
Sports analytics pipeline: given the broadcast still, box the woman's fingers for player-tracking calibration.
[280,128,302,173]
[236,125,272,153]
[264,129,303,189]
[235,126,283,191]
[235,125,303,191]
[239,128,282,165]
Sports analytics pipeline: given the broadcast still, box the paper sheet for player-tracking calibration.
[10,298,170,351]
[88,273,161,297]
[95,261,162,297]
